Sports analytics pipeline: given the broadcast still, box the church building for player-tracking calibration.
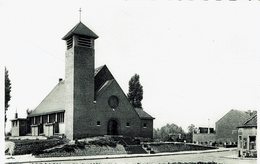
[11,21,154,140]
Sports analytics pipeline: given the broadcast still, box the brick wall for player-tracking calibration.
[193,133,216,144]
[89,80,143,137]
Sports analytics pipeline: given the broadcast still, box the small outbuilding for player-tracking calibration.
[237,114,257,158]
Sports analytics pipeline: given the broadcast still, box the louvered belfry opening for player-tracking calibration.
[66,36,73,50]
[77,35,93,48]
[66,35,94,50]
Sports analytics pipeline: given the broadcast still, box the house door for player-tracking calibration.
[107,119,118,135]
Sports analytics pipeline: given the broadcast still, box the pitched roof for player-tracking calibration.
[29,65,154,120]
[62,22,98,40]
[134,108,154,120]
[28,66,114,117]
[95,65,106,76]
[216,109,251,125]
[95,79,115,97]
[28,81,66,117]
[238,114,257,128]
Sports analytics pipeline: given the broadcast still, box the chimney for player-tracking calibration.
[59,78,63,82]
[15,112,18,119]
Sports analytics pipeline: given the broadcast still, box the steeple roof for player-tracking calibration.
[62,22,98,40]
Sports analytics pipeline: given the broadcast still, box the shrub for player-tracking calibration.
[12,138,66,155]
[89,138,117,147]
[63,145,75,152]
[32,149,44,155]
[76,141,87,149]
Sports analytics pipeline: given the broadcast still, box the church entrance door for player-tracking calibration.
[107,119,118,135]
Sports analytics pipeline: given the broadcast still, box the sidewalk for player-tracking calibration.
[223,154,257,160]
[5,147,236,163]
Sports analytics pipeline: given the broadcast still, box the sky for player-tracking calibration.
[1,0,260,132]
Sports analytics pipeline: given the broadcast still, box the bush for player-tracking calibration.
[63,145,75,152]
[12,138,66,155]
[32,149,44,155]
[76,141,88,149]
[89,138,117,147]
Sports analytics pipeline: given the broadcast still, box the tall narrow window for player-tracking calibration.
[97,121,101,126]
[35,116,41,124]
[49,114,56,123]
[42,115,48,124]
[29,117,34,125]
[249,136,256,150]
[57,113,64,123]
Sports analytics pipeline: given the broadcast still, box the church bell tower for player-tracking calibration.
[62,22,98,140]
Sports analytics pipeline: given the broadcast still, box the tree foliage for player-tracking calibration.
[188,124,195,134]
[5,67,11,122]
[186,124,195,143]
[26,108,32,116]
[127,74,143,108]
[153,123,185,141]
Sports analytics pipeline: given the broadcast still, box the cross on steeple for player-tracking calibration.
[79,8,82,22]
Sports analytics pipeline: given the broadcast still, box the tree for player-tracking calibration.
[186,124,195,143]
[188,124,195,134]
[5,68,11,130]
[26,108,32,116]
[127,74,143,108]
[153,123,185,141]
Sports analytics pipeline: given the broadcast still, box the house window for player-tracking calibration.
[249,136,256,150]
[29,117,34,125]
[49,114,56,123]
[35,116,41,124]
[42,115,48,124]
[126,122,130,127]
[143,123,147,128]
[57,113,64,123]
[12,121,17,127]
[97,121,101,126]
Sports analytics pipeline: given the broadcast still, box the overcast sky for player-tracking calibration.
[1,0,260,132]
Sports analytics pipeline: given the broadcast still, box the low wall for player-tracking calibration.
[147,142,216,153]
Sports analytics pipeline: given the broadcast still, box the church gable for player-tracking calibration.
[95,79,135,113]
[95,79,143,137]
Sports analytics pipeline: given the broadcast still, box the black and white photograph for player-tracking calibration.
[1,0,259,163]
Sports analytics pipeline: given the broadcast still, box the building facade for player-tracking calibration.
[192,127,216,145]
[11,22,154,140]
[215,109,252,144]
[237,114,257,158]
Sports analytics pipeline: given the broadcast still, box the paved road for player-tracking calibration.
[57,150,256,164]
